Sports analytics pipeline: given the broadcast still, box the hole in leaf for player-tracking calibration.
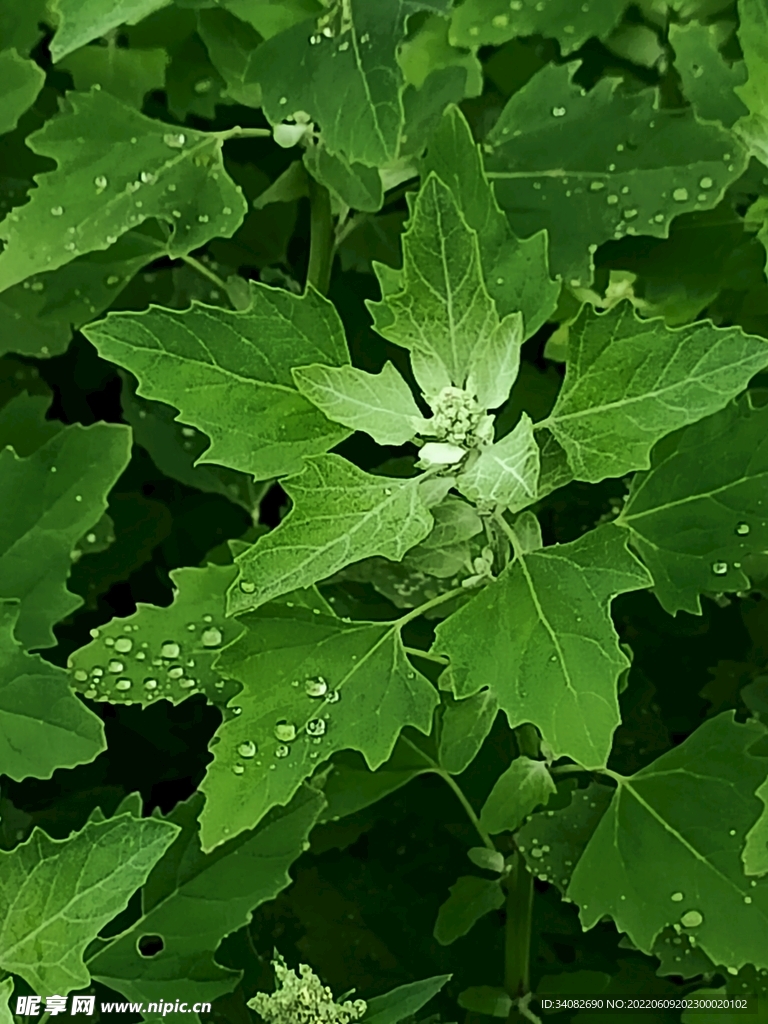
[138,934,164,957]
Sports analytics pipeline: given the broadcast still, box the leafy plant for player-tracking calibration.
[2,1,768,1023]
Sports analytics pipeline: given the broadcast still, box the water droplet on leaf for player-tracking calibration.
[201,627,222,647]
[274,721,297,742]
[673,187,689,202]
[275,744,290,758]
[711,561,728,576]
[115,679,132,691]
[671,892,684,902]
[238,740,257,758]
[305,677,328,697]
[239,580,256,593]
[232,763,245,775]
[736,522,750,535]
[163,132,186,148]
[114,637,133,654]
[306,719,326,737]
[161,641,180,658]
[680,910,703,928]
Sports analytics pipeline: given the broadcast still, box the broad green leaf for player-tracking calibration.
[467,847,505,873]
[433,524,652,769]
[405,495,483,579]
[541,301,768,483]
[197,8,264,108]
[88,787,324,1007]
[303,145,383,212]
[0,813,179,994]
[0,393,62,457]
[484,63,749,284]
[479,756,556,835]
[292,361,427,446]
[319,743,428,823]
[68,565,245,706]
[458,413,539,511]
[0,601,105,780]
[458,986,512,1019]
[362,975,452,1024]
[59,43,168,108]
[245,0,451,167]
[120,380,263,514]
[0,0,49,57]
[368,174,519,399]
[0,50,45,136]
[744,776,768,878]
[0,89,246,294]
[450,0,627,55]
[49,0,173,62]
[199,602,439,848]
[433,875,504,945]
[670,22,748,128]
[618,395,768,615]
[217,0,322,40]
[437,690,499,775]
[0,228,164,360]
[83,284,350,479]
[735,0,768,121]
[465,312,523,411]
[398,13,482,95]
[0,978,12,1024]
[567,713,768,972]
[228,455,434,614]
[423,102,551,332]
[0,422,132,649]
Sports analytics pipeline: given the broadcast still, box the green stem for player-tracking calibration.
[179,253,228,292]
[504,851,535,1020]
[219,126,273,141]
[402,646,449,665]
[307,177,334,295]
[399,736,496,852]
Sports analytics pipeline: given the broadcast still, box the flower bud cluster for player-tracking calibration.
[428,386,493,447]
[248,957,367,1024]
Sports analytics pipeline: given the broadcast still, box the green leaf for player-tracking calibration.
[744,776,768,878]
[618,394,768,615]
[670,22,748,128]
[362,975,452,1024]
[368,174,520,399]
[484,63,749,284]
[450,0,627,56]
[468,847,505,873]
[0,89,246,294]
[247,0,451,167]
[399,12,482,96]
[433,524,652,769]
[59,43,168,108]
[735,0,768,121]
[0,422,132,649]
[458,986,511,1019]
[228,455,434,614]
[49,0,173,62]
[0,393,62,456]
[437,690,499,775]
[197,8,264,108]
[0,0,49,57]
[319,743,428,823]
[465,311,523,411]
[457,413,540,512]
[433,875,504,945]
[405,495,483,579]
[0,50,45,136]
[219,0,322,40]
[0,812,179,994]
[479,756,556,835]
[303,145,383,212]
[0,601,105,780]
[68,565,245,706]
[292,361,427,446]
[567,713,768,972]
[83,284,350,479]
[0,978,12,1024]
[199,602,439,848]
[0,228,164,360]
[542,301,768,483]
[88,786,324,1007]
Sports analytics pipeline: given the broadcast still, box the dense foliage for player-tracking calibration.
[2,0,768,1022]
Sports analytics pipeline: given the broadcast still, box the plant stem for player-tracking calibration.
[504,851,535,1021]
[402,646,449,665]
[180,253,229,292]
[307,177,334,295]
[399,736,497,851]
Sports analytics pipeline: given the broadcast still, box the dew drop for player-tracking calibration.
[306,719,326,737]
[232,706,242,715]
[711,561,728,576]
[144,678,158,690]
[673,187,689,202]
[239,580,256,594]
[274,721,297,742]
[203,614,213,623]
[326,689,341,703]
[201,627,222,647]
[114,637,133,654]
[622,208,638,220]
[551,106,566,117]
[238,740,257,758]
[140,171,155,184]
[73,669,88,682]
[84,688,97,699]
[530,848,544,859]
[115,678,132,691]
[232,763,245,775]
[744,895,753,904]
[699,176,713,189]
[589,180,606,191]
[161,641,180,658]
[607,194,619,205]
[671,892,684,902]
[680,910,703,928]
[50,206,63,216]
[108,660,124,674]
[163,132,186,148]
[305,676,328,697]
[736,522,750,535]
[168,666,184,679]
[94,175,108,190]
[275,744,290,758]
